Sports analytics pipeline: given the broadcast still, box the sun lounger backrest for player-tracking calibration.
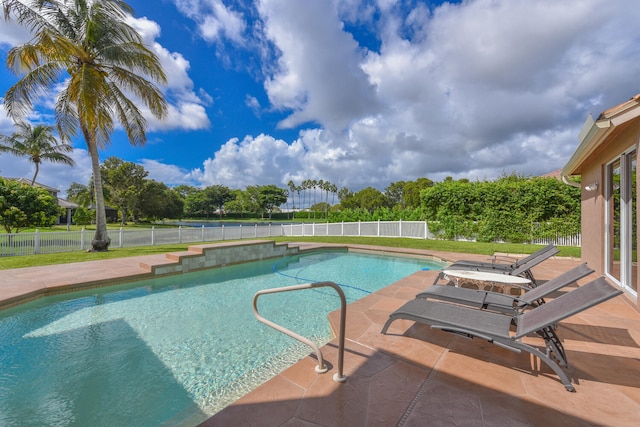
[518,263,594,304]
[515,277,622,339]
[509,246,560,277]
[514,244,557,267]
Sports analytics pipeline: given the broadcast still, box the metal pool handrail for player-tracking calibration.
[252,281,347,383]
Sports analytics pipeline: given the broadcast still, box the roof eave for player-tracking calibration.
[561,116,612,178]
[562,95,640,180]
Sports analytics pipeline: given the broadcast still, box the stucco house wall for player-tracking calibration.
[578,163,604,273]
[563,95,640,311]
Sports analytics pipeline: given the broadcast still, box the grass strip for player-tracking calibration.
[0,236,580,270]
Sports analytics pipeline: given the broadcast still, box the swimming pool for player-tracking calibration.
[0,250,443,426]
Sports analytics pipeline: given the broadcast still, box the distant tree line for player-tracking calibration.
[63,162,581,243]
[80,161,578,239]
[65,157,291,224]
[0,149,581,244]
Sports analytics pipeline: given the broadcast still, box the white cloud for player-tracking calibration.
[0,148,92,197]
[127,16,212,132]
[173,0,246,43]
[193,133,306,188]
[258,0,380,131]
[138,159,196,186]
[0,104,14,135]
[0,17,32,47]
[245,95,261,115]
[144,102,210,131]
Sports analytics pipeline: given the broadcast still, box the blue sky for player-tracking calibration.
[1,0,639,197]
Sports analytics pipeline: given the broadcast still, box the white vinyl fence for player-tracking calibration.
[530,234,581,247]
[0,220,580,257]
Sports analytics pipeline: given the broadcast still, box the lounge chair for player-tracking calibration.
[416,263,594,314]
[434,245,560,285]
[449,243,557,271]
[381,277,622,391]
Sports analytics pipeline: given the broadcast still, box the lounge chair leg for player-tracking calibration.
[431,271,447,287]
[381,317,395,334]
[500,338,575,392]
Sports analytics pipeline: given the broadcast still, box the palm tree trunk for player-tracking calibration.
[31,162,40,185]
[83,126,110,251]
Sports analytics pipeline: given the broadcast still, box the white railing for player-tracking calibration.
[0,220,580,257]
[253,281,347,383]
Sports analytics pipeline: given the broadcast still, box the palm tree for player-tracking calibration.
[287,179,296,214]
[329,182,338,206]
[66,181,95,207]
[3,0,168,251]
[301,179,311,218]
[295,183,302,216]
[0,122,74,185]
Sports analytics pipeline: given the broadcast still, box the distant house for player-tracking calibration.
[2,178,119,225]
[562,94,639,311]
[7,178,79,226]
[87,204,119,223]
[539,169,562,180]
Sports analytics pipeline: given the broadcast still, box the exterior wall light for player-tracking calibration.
[584,182,599,192]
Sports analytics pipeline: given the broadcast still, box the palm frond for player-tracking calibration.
[106,81,146,146]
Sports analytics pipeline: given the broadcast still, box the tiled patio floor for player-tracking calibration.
[2,243,640,426]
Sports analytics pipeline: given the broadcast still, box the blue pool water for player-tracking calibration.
[0,250,443,426]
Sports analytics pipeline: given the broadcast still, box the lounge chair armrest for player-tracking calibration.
[492,255,518,264]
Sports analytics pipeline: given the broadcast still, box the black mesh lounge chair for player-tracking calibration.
[450,244,557,271]
[381,277,622,392]
[416,263,594,314]
[434,245,560,285]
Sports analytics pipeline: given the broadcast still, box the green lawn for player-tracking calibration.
[0,235,580,270]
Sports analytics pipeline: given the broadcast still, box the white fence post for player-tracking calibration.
[202,225,205,241]
[151,226,155,245]
[222,224,225,240]
[377,219,380,236]
[399,218,402,237]
[34,229,40,254]
[81,228,86,250]
[119,227,124,248]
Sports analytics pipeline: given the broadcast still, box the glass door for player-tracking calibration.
[606,150,637,296]
[606,159,621,283]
